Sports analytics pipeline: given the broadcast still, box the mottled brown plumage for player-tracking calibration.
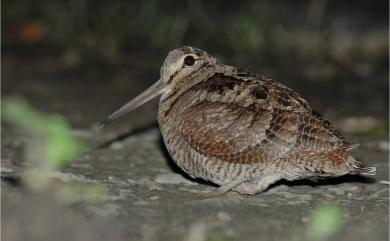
[101,46,375,195]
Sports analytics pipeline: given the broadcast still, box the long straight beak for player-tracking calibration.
[99,79,167,128]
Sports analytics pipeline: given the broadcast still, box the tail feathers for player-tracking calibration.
[359,166,377,176]
[352,160,376,176]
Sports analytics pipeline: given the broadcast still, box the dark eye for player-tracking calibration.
[183,55,195,66]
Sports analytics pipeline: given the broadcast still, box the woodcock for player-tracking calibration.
[100,46,376,195]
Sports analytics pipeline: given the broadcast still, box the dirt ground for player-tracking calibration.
[1,53,389,241]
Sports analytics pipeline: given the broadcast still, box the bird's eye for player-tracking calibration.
[183,55,195,66]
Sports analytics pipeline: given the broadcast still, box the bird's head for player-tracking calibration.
[100,46,217,127]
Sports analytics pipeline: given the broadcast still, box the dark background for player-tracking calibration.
[3,0,389,129]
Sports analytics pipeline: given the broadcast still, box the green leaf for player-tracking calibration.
[306,204,345,241]
[2,96,84,169]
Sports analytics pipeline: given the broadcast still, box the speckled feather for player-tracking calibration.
[102,46,376,195]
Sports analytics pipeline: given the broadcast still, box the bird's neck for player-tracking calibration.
[158,64,227,119]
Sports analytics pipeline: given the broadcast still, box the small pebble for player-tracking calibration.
[150,195,160,200]
[186,223,206,241]
[217,211,232,222]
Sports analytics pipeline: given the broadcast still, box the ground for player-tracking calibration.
[1,54,389,241]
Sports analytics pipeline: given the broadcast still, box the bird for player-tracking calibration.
[100,46,376,195]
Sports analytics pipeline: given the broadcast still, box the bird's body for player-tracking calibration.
[101,46,375,195]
